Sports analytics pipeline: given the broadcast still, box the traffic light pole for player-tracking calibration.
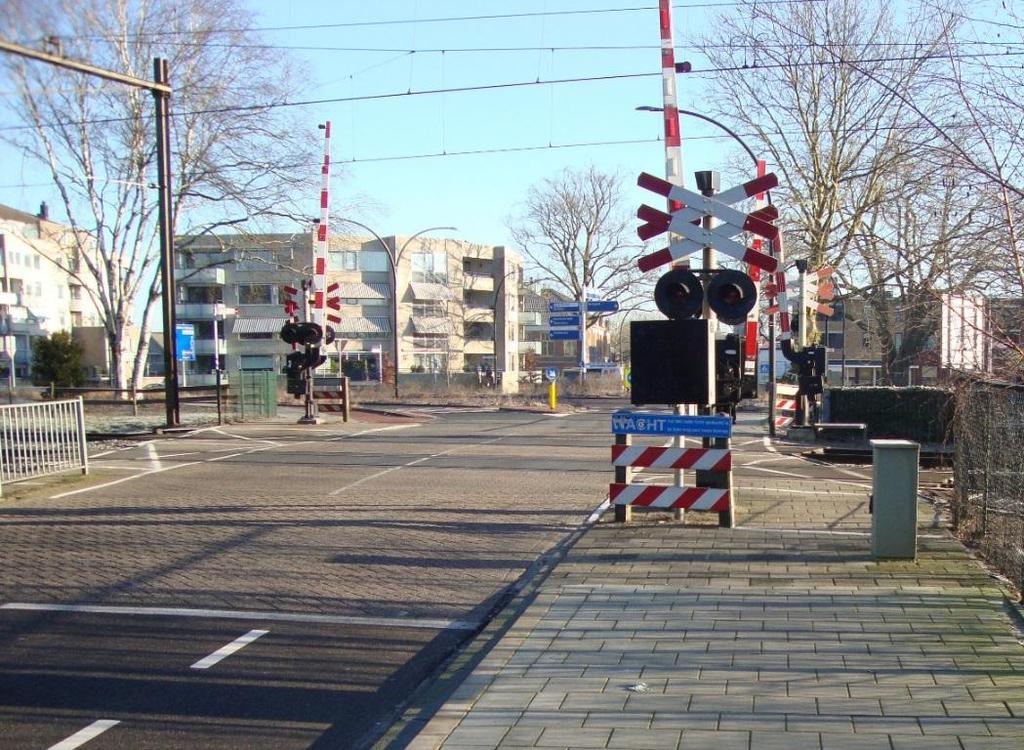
[298,280,321,425]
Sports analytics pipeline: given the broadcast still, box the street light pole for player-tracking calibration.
[337,221,456,399]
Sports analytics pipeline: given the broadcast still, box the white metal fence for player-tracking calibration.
[0,398,88,494]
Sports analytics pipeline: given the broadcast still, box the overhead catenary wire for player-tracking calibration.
[2,46,1020,134]
[23,1,827,42]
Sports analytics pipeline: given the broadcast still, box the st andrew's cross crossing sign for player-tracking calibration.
[612,410,732,439]
[635,171,780,274]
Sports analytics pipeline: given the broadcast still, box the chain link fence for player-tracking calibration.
[952,379,1024,594]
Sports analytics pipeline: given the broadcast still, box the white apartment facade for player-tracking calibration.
[174,231,521,385]
[0,203,103,381]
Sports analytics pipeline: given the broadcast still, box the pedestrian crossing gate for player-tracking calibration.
[610,410,734,528]
[774,383,798,430]
[313,376,351,422]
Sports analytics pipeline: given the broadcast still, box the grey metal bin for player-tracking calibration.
[870,439,920,560]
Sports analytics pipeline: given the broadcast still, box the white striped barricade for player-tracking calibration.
[774,383,798,430]
[610,410,734,528]
[313,377,350,422]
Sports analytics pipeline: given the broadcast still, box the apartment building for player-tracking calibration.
[0,203,103,381]
[174,230,521,385]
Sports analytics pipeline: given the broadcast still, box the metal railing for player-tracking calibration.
[952,379,1024,595]
[0,398,88,493]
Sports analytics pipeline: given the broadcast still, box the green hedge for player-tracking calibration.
[827,386,954,444]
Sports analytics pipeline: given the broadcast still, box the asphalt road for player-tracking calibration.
[0,408,614,749]
[0,406,949,749]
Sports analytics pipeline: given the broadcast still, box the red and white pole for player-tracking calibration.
[312,122,331,331]
[658,0,684,208]
[744,159,767,377]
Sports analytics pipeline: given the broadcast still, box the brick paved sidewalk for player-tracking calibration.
[405,461,1024,749]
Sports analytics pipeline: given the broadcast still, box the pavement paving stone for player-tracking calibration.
[413,435,1024,750]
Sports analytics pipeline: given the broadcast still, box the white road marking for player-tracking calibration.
[144,442,162,471]
[328,435,503,496]
[191,629,268,669]
[738,464,870,487]
[150,451,200,459]
[210,428,281,446]
[586,497,611,525]
[326,423,420,442]
[50,461,202,499]
[0,602,477,631]
[543,412,570,418]
[762,435,778,453]
[47,720,120,750]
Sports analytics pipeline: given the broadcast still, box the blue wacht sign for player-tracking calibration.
[611,410,732,438]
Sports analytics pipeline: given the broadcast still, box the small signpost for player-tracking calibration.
[548,329,579,341]
[544,367,558,382]
[611,409,734,527]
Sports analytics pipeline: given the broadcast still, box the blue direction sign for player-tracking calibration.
[585,299,619,313]
[544,367,558,381]
[549,329,580,341]
[611,410,732,438]
[175,323,196,362]
[547,299,620,314]
[549,314,580,327]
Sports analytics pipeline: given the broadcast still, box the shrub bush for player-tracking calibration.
[828,386,954,444]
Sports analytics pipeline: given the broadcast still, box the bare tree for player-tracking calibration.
[507,166,648,342]
[2,0,315,389]
[700,0,950,344]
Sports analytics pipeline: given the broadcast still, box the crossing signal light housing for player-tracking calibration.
[654,268,703,320]
[706,270,758,325]
[280,321,323,346]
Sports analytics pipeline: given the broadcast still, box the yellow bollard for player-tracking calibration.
[548,381,557,411]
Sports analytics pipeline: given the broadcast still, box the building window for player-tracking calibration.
[237,284,274,305]
[71,311,83,327]
[238,332,274,340]
[330,250,358,271]
[361,250,389,272]
[411,250,447,283]
[240,354,275,371]
[412,302,445,317]
[412,353,447,372]
[826,332,844,350]
[185,286,223,304]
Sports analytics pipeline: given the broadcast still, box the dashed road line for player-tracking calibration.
[47,720,120,750]
[191,629,268,669]
[0,602,477,631]
[328,435,503,497]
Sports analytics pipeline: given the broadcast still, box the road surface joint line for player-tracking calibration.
[190,629,268,669]
[47,720,120,750]
[0,602,478,631]
[327,435,504,497]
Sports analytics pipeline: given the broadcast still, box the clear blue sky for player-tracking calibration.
[260,0,738,248]
[1,1,749,250]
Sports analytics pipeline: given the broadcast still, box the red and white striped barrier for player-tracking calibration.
[610,483,730,512]
[774,383,798,429]
[313,387,349,420]
[611,445,731,471]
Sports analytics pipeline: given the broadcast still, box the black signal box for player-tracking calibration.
[630,319,715,405]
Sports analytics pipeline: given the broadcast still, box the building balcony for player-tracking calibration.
[179,267,226,285]
[464,339,495,355]
[0,291,19,306]
[463,274,494,292]
[68,298,85,313]
[193,338,227,356]
[464,307,495,323]
[176,302,231,320]
[519,311,542,326]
